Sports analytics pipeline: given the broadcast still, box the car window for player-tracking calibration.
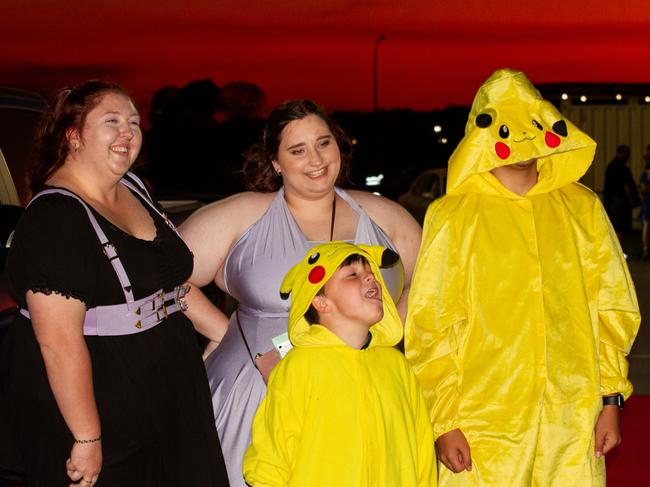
[0,108,43,205]
[413,173,435,195]
[0,88,48,206]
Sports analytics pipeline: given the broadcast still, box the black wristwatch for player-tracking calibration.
[602,393,624,410]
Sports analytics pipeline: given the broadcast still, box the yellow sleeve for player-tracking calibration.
[594,199,641,399]
[408,365,437,487]
[405,197,467,439]
[243,367,301,487]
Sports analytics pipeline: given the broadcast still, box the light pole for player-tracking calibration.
[373,34,387,112]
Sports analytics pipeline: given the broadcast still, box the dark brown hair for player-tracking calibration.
[243,99,352,192]
[30,80,130,194]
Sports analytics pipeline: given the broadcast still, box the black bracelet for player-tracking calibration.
[74,436,101,444]
[602,394,624,410]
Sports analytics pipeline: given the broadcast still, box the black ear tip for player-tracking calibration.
[381,249,400,268]
[552,120,568,137]
[280,291,290,300]
[476,113,493,128]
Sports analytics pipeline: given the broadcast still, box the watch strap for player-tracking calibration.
[602,394,624,409]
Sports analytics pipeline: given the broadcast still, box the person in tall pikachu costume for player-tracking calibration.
[405,69,641,487]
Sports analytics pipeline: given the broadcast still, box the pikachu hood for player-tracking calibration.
[448,69,596,196]
[280,241,403,349]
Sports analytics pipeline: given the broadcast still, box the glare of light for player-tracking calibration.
[561,93,569,100]
[351,138,358,145]
[440,137,448,144]
[433,125,442,133]
[645,96,650,103]
[373,192,381,196]
[616,94,623,101]
[580,95,587,103]
[365,174,384,187]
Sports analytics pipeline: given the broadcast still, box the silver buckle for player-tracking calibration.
[176,284,190,299]
[102,242,117,258]
[156,304,168,321]
[176,284,190,312]
[158,290,168,320]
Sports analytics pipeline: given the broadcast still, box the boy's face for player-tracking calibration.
[490,157,538,189]
[317,259,384,327]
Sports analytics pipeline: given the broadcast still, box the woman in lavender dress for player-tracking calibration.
[180,100,422,487]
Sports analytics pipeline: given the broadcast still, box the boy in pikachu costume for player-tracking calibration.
[406,69,640,486]
[243,242,436,486]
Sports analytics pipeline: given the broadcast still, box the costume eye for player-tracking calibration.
[499,125,509,139]
[532,120,543,130]
[308,252,320,264]
[476,113,492,128]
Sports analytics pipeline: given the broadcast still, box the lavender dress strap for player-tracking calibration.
[120,172,181,237]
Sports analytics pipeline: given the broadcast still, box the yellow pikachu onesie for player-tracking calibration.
[405,69,640,487]
[244,242,436,486]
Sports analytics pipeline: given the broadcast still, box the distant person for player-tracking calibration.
[603,144,640,237]
[406,69,640,486]
[0,81,229,486]
[243,242,436,487]
[179,99,421,487]
[639,145,650,259]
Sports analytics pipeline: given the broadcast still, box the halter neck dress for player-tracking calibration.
[205,187,404,487]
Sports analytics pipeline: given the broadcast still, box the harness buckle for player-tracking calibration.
[157,290,168,321]
[176,284,190,299]
[176,284,191,312]
[102,242,117,259]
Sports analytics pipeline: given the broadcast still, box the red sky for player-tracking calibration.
[3,0,650,117]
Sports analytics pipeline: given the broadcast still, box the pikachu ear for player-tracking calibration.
[380,248,400,268]
[356,245,400,269]
[279,263,299,300]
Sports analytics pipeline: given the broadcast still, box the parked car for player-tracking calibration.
[397,167,447,224]
[0,88,48,332]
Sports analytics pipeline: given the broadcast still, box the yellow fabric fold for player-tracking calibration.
[594,198,641,398]
[406,197,467,439]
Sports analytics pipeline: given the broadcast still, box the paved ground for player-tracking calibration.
[622,231,650,395]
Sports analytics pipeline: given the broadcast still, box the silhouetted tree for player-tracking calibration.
[222,81,266,119]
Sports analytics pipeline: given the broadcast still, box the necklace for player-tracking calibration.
[329,195,336,241]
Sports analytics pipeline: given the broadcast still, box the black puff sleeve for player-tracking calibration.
[7,193,98,309]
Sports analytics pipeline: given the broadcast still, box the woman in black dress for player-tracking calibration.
[0,81,229,486]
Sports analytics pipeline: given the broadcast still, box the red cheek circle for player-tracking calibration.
[308,266,326,284]
[495,142,510,160]
[545,131,561,148]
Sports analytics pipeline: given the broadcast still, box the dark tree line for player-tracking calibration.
[140,79,266,200]
[138,77,468,202]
